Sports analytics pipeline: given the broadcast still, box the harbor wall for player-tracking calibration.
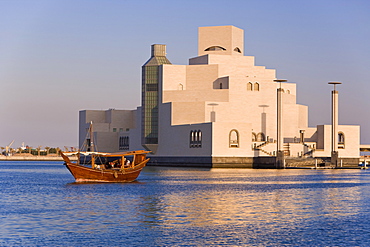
[147,156,360,168]
[148,156,276,168]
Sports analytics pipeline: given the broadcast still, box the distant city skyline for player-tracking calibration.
[1,0,370,148]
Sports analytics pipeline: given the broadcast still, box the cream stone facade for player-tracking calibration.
[79,25,361,167]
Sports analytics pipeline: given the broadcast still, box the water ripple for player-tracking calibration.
[1,163,370,246]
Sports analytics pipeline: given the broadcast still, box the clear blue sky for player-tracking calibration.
[1,0,370,148]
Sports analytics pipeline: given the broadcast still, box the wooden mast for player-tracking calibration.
[89,121,95,168]
[89,121,95,152]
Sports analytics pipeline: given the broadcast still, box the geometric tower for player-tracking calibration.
[141,44,171,152]
[198,25,244,56]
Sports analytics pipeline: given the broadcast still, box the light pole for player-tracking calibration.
[274,79,287,168]
[328,81,341,167]
[259,105,269,142]
[208,103,218,122]
[300,129,305,157]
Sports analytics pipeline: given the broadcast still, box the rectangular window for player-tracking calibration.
[113,128,117,132]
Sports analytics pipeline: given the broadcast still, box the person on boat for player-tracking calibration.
[121,158,131,168]
[104,162,111,169]
[94,163,103,170]
[115,160,121,168]
[109,160,120,168]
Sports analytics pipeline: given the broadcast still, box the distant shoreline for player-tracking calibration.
[0,155,78,162]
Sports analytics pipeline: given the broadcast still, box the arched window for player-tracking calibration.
[338,132,345,149]
[254,82,260,91]
[220,83,223,89]
[252,132,257,142]
[119,136,129,150]
[190,130,202,148]
[234,47,241,53]
[197,130,202,148]
[205,46,226,51]
[257,132,265,142]
[229,129,239,148]
[247,82,253,91]
[190,131,194,148]
[286,90,290,94]
[178,83,183,90]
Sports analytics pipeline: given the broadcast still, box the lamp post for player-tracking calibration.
[328,81,341,167]
[259,105,269,142]
[300,129,305,157]
[274,79,287,168]
[208,103,218,122]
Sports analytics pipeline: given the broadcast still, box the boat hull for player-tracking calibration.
[64,159,149,183]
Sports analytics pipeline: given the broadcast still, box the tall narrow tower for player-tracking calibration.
[274,79,287,168]
[329,81,341,166]
[141,44,171,153]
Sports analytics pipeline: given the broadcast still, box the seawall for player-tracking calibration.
[147,156,360,168]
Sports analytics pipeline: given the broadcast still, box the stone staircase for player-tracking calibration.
[255,141,269,149]
[253,141,275,157]
[303,143,315,157]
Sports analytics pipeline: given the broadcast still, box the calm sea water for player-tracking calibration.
[1,161,370,246]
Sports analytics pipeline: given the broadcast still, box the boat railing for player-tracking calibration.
[61,150,150,170]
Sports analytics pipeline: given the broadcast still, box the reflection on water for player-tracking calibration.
[1,162,370,246]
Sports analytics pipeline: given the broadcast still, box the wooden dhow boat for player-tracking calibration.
[61,150,150,183]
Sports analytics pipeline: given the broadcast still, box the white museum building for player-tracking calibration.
[79,25,360,167]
